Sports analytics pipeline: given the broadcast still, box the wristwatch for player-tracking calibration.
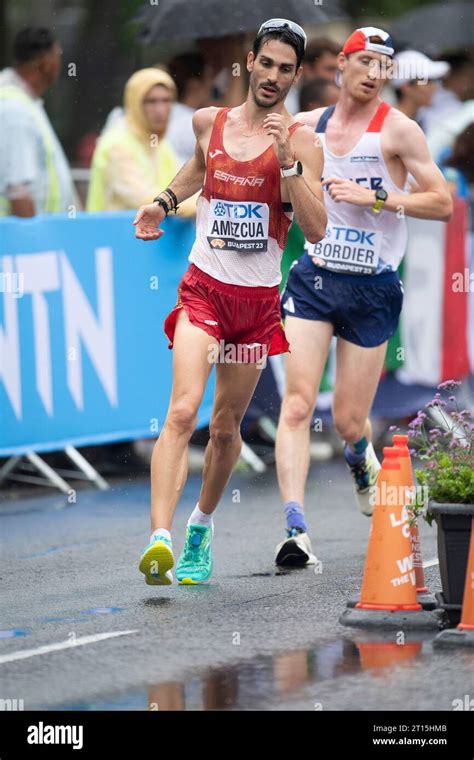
[373,188,388,214]
[280,160,303,178]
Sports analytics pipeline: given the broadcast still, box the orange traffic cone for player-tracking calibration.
[433,516,474,648]
[340,447,439,629]
[459,518,474,632]
[392,434,436,610]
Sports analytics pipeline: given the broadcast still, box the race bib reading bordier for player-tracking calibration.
[311,224,383,274]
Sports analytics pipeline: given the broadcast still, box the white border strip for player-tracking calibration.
[0,629,139,665]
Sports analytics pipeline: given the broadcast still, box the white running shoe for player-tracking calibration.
[275,528,317,567]
[345,441,381,517]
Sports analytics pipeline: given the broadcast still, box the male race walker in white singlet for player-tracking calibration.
[275,27,453,566]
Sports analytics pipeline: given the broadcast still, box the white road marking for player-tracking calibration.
[0,629,139,665]
[423,558,439,569]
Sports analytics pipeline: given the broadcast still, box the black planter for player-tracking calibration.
[429,502,474,627]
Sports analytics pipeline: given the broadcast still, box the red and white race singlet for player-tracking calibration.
[310,101,408,275]
[189,107,302,287]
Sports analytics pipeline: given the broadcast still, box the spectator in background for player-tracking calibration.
[167,52,213,165]
[286,36,340,113]
[427,98,474,166]
[299,77,339,112]
[87,68,194,215]
[0,27,77,217]
[442,122,474,198]
[392,50,449,128]
[303,37,340,81]
[197,34,248,107]
[419,52,474,135]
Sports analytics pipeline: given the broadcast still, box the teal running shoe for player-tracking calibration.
[139,535,174,585]
[176,524,213,585]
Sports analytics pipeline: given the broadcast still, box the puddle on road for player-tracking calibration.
[0,629,28,639]
[83,607,125,615]
[38,607,125,625]
[55,635,427,711]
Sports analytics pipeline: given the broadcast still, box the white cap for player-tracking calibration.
[392,51,450,87]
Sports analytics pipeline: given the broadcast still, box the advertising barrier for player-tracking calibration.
[0,211,214,456]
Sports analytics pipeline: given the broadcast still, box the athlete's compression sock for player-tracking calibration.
[344,437,368,465]
[150,527,172,544]
[188,503,214,528]
[284,501,307,533]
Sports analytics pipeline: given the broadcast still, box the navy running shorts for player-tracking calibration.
[281,252,404,348]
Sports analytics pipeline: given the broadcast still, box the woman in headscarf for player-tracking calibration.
[87,68,194,214]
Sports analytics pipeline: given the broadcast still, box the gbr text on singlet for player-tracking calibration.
[207,199,270,252]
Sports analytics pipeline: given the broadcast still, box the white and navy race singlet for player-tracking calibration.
[308,101,407,275]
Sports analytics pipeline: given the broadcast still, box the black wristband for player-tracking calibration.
[153,195,170,215]
[164,187,179,211]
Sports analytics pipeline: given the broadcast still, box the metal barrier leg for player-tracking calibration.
[25,452,71,494]
[64,446,109,490]
[239,441,267,473]
[257,415,278,442]
[0,456,22,485]
[427,407,467,443]
[269,354,285,398]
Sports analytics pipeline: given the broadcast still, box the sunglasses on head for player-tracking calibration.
[257,18,307,50]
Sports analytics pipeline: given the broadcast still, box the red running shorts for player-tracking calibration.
[164,264,289,363]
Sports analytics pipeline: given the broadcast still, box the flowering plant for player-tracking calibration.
[391,381,474,523]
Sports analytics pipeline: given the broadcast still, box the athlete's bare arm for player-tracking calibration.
[381,115,453,221]
[284,125,327,243]
[295,108,326,130]
[323,110,453,222]
[133,107,216,241]
[263,113,326,243]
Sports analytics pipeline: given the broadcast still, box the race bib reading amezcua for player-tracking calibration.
[207,199,269,253]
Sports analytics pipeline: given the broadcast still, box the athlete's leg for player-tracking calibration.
[332,337,388,515]
[175,359,263,584]
[332,337,387,445]
[276,316,334,506]
[198,360,263,512]
[150,309,217,531]
[274,316,333,566]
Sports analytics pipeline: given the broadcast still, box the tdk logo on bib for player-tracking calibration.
[208,199,269,253]
[325,226,377,246]
[213,200,264,219]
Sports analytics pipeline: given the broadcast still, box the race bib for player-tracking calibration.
[310,224,382,274]
[207,199,269,253]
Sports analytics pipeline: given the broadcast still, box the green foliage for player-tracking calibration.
[416,458,474,505]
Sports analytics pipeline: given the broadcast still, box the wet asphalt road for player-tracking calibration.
[0,459,473,711]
